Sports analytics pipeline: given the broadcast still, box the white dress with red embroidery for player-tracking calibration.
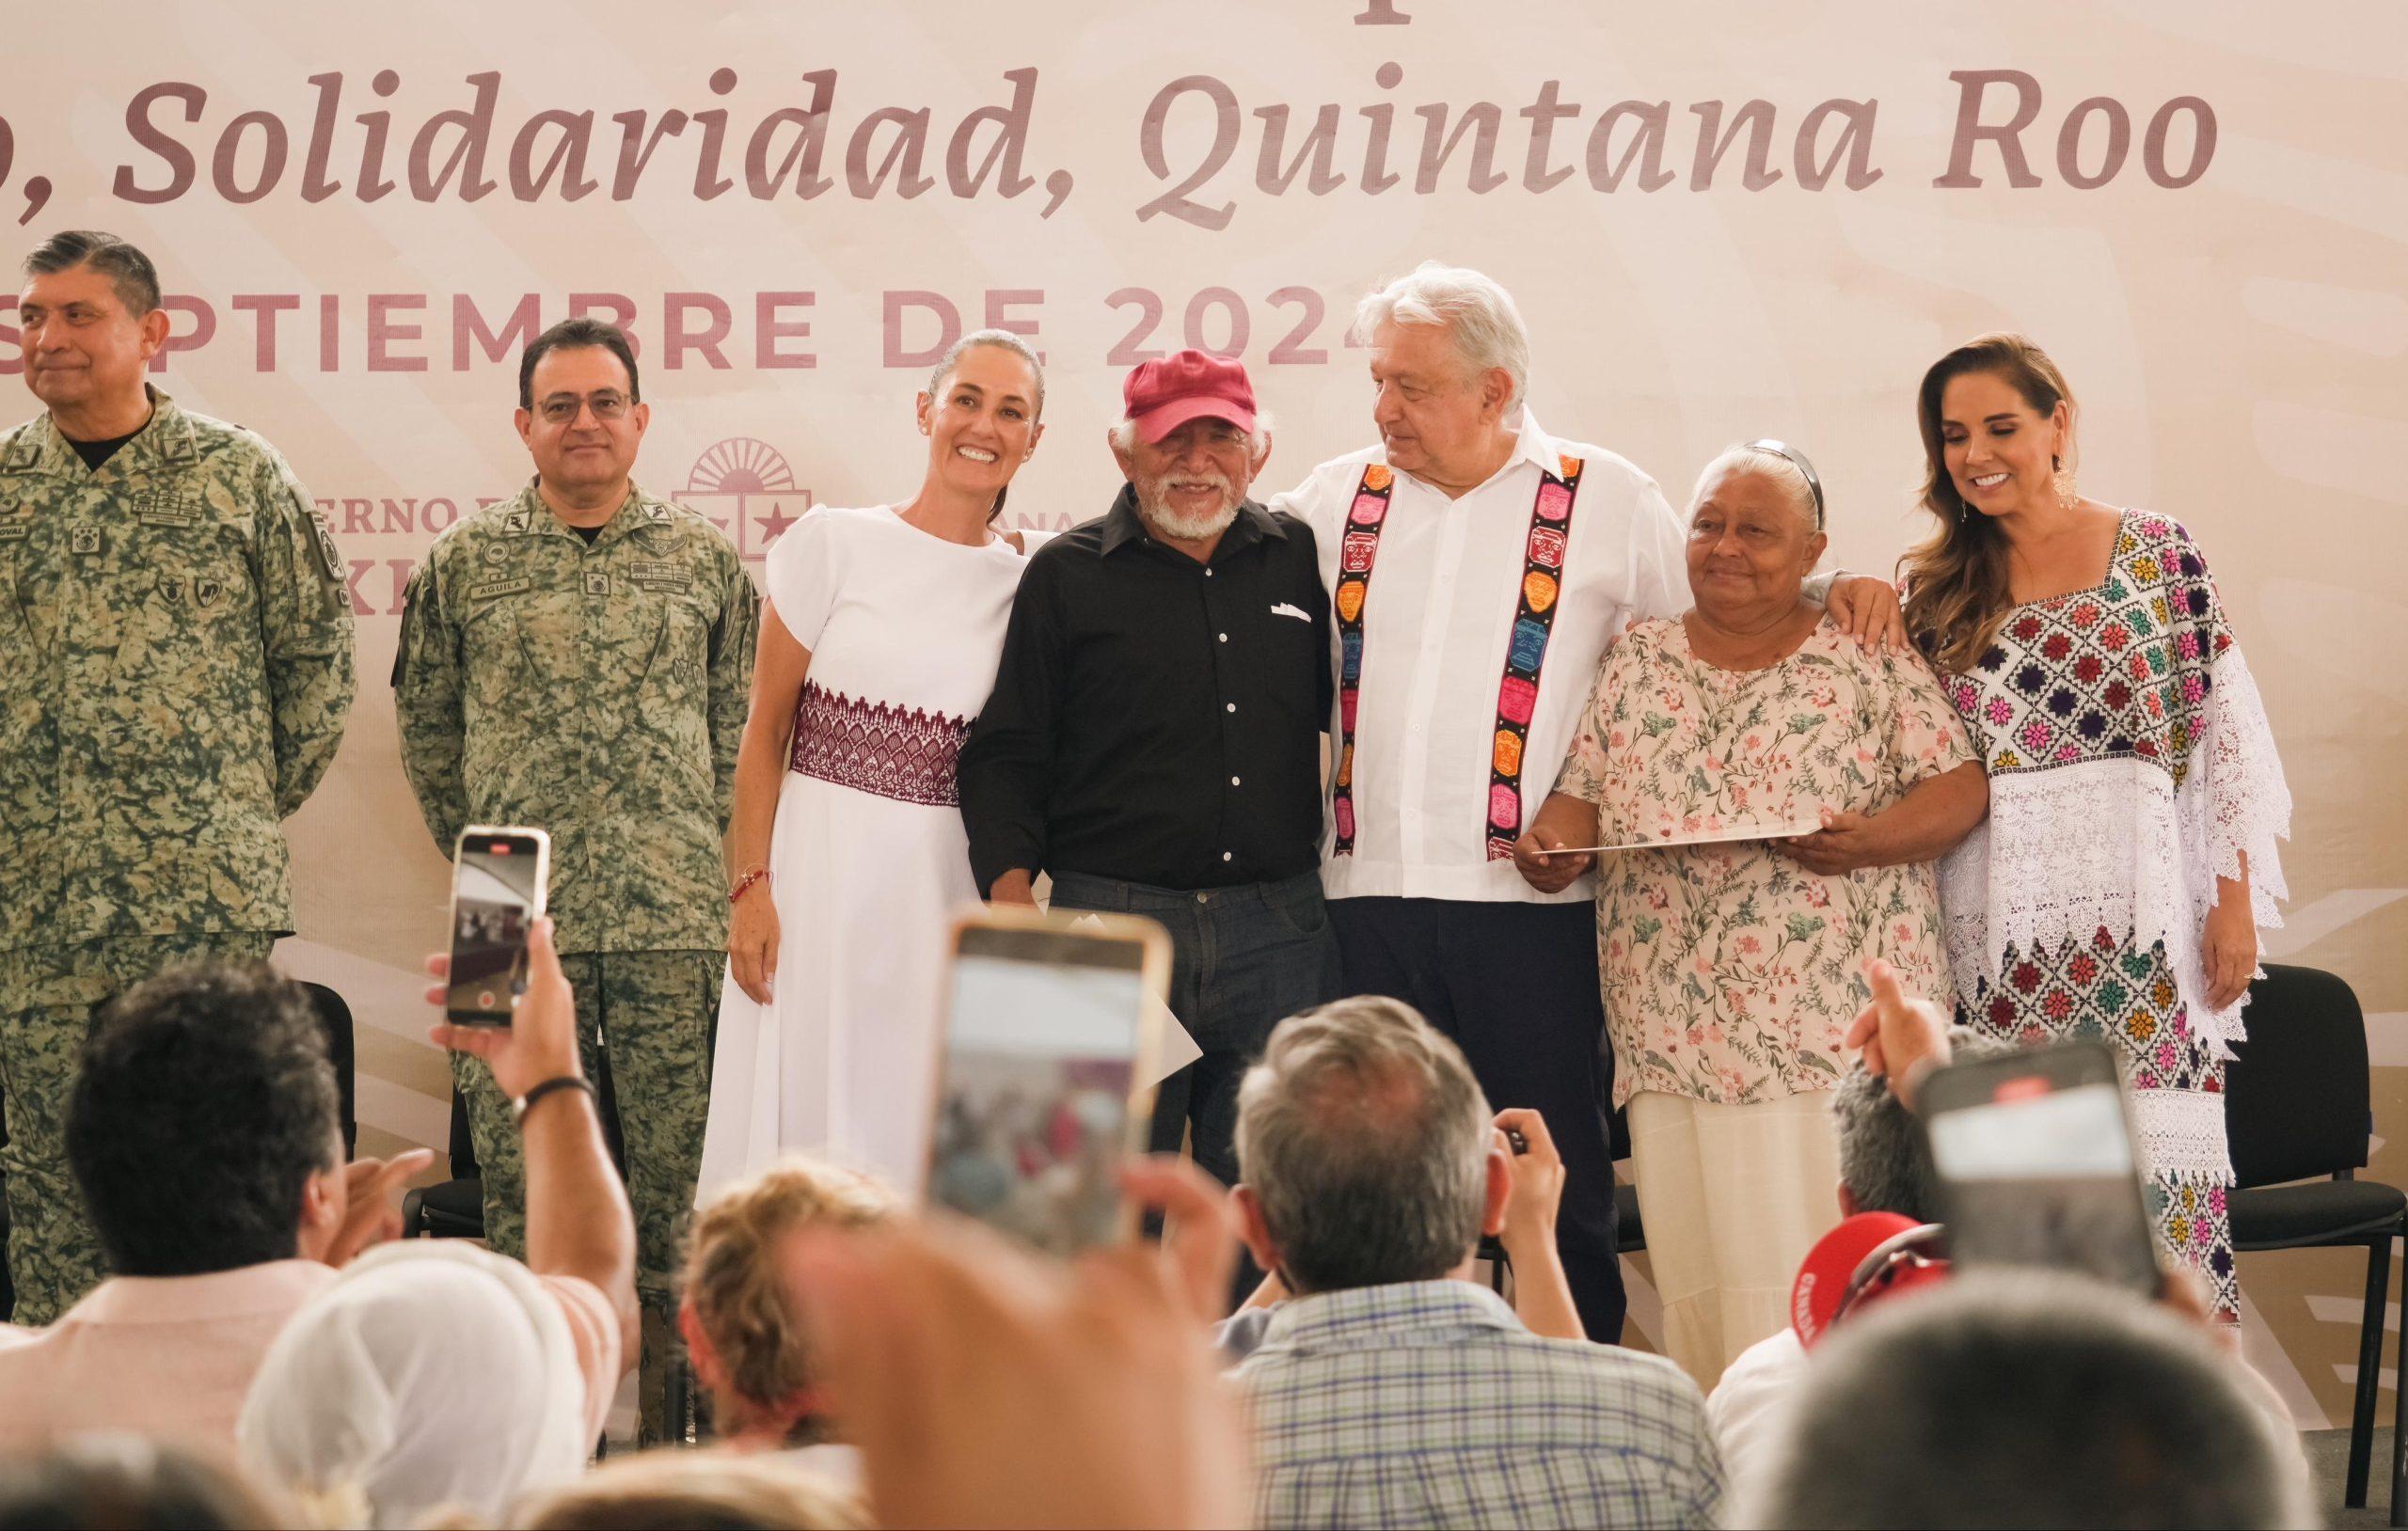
[700,505,1029,1197]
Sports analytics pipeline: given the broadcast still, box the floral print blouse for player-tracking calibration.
[1556,619,1975,1106]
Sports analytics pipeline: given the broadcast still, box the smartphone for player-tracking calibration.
[1918,1040,2161,1295]
[926,905,1172,1257]
[444,826,550,1027]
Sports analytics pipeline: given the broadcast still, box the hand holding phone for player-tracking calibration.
[1917,1041,2162,1297]
[427,915,582,1102]
[445,827,550,1027]
[926,906,1172,1258]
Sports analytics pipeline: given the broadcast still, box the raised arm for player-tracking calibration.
[429,919,639,1363]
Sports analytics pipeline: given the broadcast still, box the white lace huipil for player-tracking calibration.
[1936,511,2291,1186]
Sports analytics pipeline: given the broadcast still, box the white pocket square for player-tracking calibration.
[1269,602,1310,622]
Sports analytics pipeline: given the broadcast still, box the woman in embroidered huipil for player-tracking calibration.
[1904,333,2291,1323]
[699,331,1046,1198]
[1516,444,1988,1386]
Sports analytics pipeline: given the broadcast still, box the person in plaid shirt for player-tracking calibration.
[1228,995,1723,1530]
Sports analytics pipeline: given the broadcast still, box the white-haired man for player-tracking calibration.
[1266,261,1902,1339]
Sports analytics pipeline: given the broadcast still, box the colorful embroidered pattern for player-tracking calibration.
[1958,926,2237,1321]
[1328,456,1584,859]
[788,680,971,807]
[1945,514,2230,788]
[1938,512,2256,1322]
[1485,456,1584,860]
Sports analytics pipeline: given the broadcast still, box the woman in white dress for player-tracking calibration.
[701,330,1044,1195]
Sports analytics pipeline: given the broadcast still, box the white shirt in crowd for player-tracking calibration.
[1269,407,1688,905]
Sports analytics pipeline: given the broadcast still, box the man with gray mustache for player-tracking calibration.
[959,351,1338,1216]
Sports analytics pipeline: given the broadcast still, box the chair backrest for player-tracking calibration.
[449,1083,480,1178]
[2223,964,2369,1188]
[299,982,357,1160]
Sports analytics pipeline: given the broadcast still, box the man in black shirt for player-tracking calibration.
[958,352,1339,1197]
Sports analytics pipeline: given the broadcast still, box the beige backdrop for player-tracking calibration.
[12,0,2403,1421]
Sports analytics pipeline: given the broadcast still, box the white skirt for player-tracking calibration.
[698,767,976,1202]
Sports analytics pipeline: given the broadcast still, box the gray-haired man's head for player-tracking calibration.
[1829,1025,2016,1223]
[1752,1271,2311,1528]
[1233,996,1494,1294]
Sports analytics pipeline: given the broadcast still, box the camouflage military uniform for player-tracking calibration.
[0,389,355,1322]
[393,481,755,1330]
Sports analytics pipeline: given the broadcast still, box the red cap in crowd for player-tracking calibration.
[1790,1212,1951,1349]
[1121,350,1259,443]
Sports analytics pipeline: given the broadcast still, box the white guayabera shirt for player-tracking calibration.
[1267,407,1692,905]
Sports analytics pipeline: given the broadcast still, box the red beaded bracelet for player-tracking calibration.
[729,867,769,906]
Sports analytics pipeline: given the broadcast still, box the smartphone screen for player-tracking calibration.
[928,923,1156,1257]
[1922,1044,2161,1295]
[446,828,548,1026]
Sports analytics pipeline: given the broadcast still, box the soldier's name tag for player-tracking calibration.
[0,521,25,542]
[70,526,102,556]
[626,560,691,592]
[471,576,531,601]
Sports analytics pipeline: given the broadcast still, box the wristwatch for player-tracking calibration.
[511,1074,595,1128]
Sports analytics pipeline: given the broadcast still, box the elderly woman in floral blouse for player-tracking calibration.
[1513,442,1988,1387]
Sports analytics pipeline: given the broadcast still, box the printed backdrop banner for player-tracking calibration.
[14,0,2404,1417]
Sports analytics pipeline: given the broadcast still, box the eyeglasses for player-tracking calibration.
[1745,438,1825,529]
[535,391,632,425]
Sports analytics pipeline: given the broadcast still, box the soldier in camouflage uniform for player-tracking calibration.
[393,317,755,1441]
[0,231,355,1324]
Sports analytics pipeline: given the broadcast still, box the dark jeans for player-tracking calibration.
[1330,895,1625,1343]
[1048,870,1342,1192]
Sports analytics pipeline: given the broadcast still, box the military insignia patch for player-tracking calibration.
[472,576,531,600]
[137,491,199,529]
[584,569,610,596]
[626,560,692,591]
[158,574,185,604]
[641,500,671,523]
[484,543,512,566]
[502,508,534,535]
[196,576,224,608]
[70,526,102,556]
[313,521,343,581]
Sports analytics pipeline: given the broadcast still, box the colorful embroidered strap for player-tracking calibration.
[1328,455,1585,860]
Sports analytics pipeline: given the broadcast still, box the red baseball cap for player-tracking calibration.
[1122,350,1258,443]
[1790,1212,1951,1349]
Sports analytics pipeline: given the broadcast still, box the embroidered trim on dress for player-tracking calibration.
[788,681,970,807]
[2130,1086,2236,1185]
[1941,646,2290,1058]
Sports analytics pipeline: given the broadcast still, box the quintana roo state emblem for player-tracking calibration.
[675,438,813,565]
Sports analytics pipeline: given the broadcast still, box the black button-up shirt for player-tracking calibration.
[959,485,1332,892]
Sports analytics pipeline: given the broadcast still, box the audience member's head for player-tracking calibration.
[682,1158,900,1444]
[0,1435,295,1530]
[1827,1024,2014,1223]
[1233,996,1501,1294]
[511,1451,868,1530]
[237,1241,593,1526]
[1753,1271,2313,1528]
[68,961,342,1277]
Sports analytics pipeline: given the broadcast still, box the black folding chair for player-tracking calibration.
[2225,963,2406,1524]
[299,982,357,1160]
[400,1084,487,1239]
